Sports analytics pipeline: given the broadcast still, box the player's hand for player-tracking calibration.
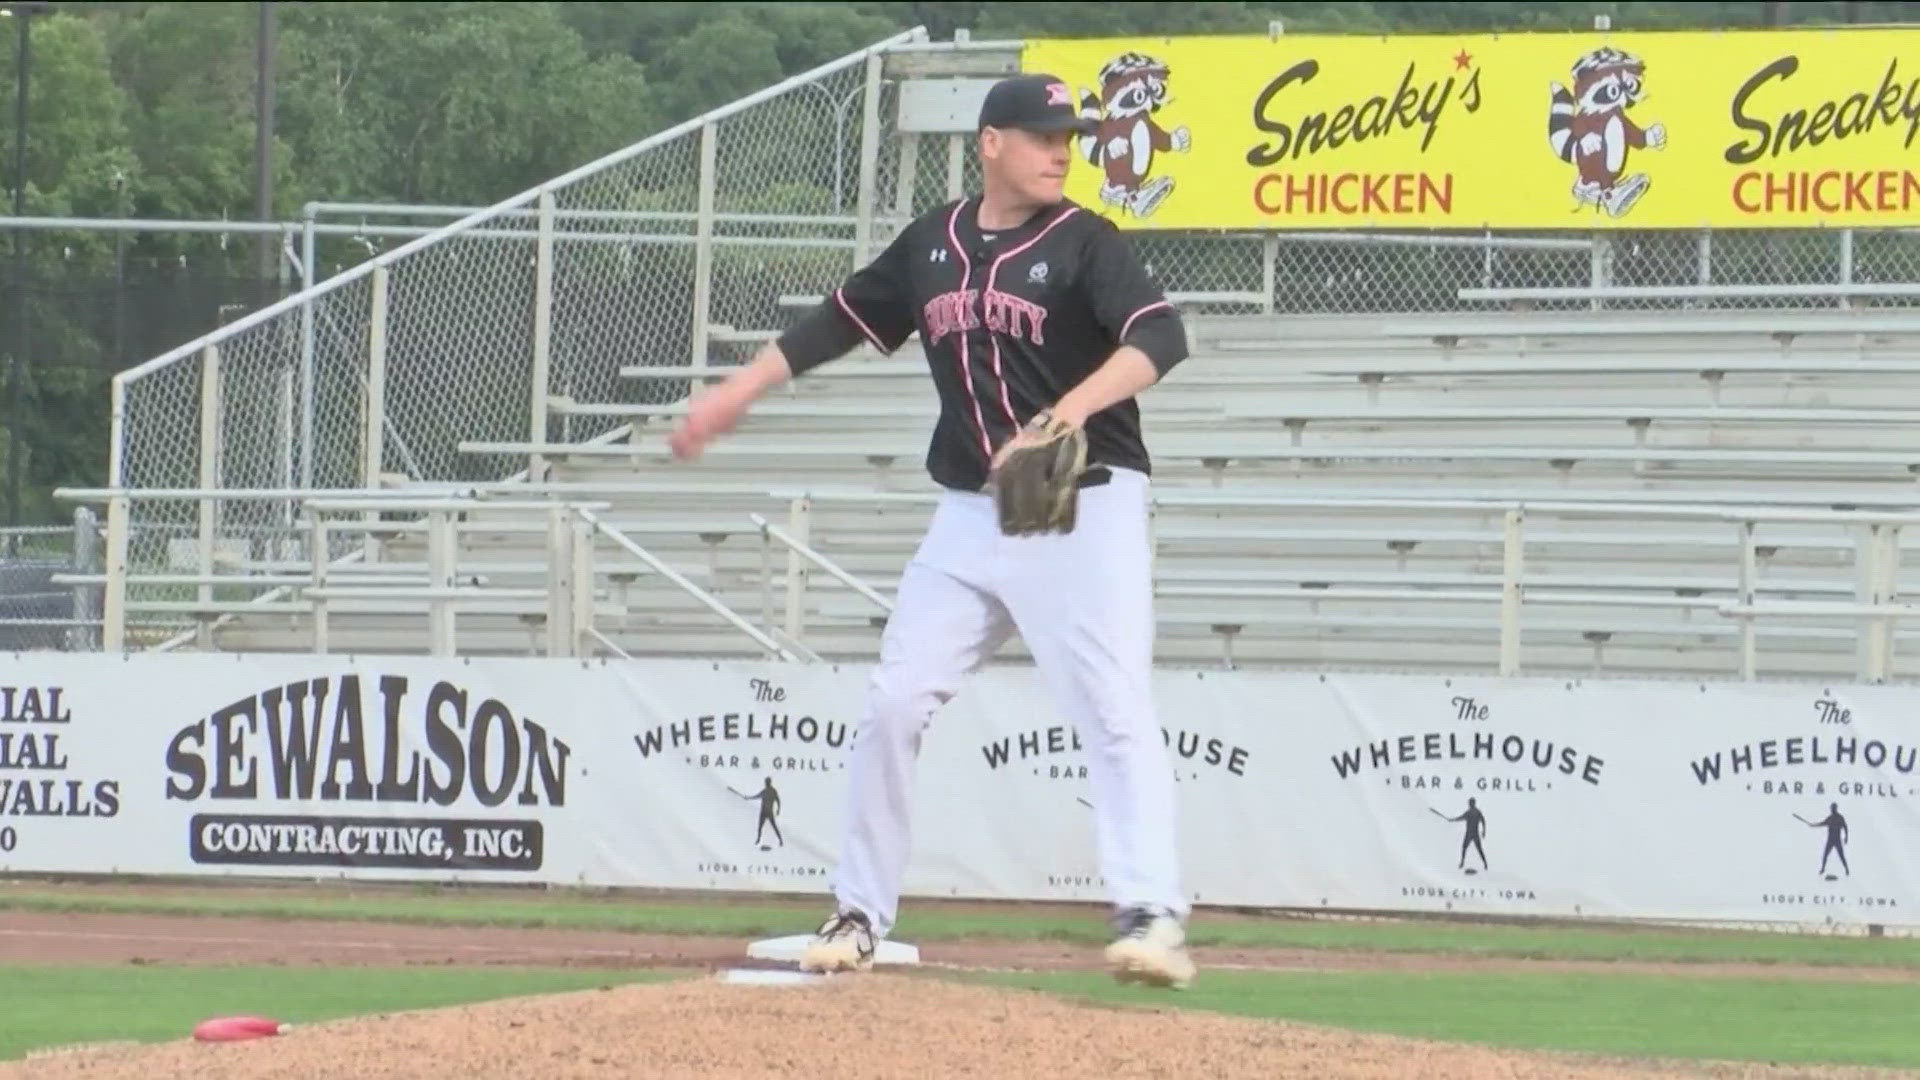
[668,383,752,462]
[991,409,1083,472]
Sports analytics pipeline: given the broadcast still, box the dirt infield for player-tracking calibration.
[3,909,1916,1079]
[1,910,1914,983]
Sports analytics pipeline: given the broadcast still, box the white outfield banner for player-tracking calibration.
[1,653,1916,927]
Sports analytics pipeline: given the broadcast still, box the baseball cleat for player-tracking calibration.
[799,910,876,974]
[1104,906,1196,989]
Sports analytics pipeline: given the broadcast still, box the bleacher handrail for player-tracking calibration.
[106,24,930,479]
[1460,282,1920,304]
[53,481,1920,681]
[576,508,797,662]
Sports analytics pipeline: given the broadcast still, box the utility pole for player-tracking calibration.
[3,1,49,540]
[254,1,277,298]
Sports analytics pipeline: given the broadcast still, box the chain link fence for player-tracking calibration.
[101,32,921,646]
[994,226,1920,318]
[98,33,1920,649]
[0,514,103,652]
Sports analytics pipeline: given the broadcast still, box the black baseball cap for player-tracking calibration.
[978,73,1096,135]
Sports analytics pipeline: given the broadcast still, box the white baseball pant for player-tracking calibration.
[829,467,1187,938]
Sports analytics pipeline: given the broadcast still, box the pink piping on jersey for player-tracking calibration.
[944,200,992,463]
[832,287,886,353]
[1118,299,1172,343]
[983,206,1080,428]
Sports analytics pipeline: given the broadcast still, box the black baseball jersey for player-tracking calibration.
[777,196,1189,493]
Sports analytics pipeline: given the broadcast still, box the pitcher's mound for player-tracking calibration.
[0,973,1872,1080]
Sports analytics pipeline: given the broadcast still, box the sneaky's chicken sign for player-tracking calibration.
[1024,29,1920,230]
[162,675,566,872]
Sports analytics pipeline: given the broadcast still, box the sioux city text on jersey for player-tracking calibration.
[776,197,1190,493]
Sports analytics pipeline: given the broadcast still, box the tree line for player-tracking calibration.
[0,1,1910,527]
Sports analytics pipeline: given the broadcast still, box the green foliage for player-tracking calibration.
[105,2,259,226]
[6,0,1917,526]
[0,963,674,1060]
[0,12,136,227]
[272,1,656,207]
[646,13,783,124]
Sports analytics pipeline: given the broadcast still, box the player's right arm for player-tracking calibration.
[670,230,917,461]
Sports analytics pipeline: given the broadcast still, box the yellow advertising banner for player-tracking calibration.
[1019,30,1920,230]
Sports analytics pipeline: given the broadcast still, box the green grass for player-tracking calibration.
[5,882,1919,970]
[0,964,674,1061]
[8,881,1916,1073]
[979,969,1920,1070]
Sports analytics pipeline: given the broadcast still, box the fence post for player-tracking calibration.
[1499,508,1524,675]
[942,31,967,207]
[895,133,920,220]
[102,378,128,652]
[530,192,556,479]
[298,212,317,488]
[690,123,718,370]
[570,511,594,657]
[1878,524,1901,681]
[546,504,572,658]
[310,512,330,655]
[760,519,775,633]
[785,496,811,644]
[1838,228,1855,310]
[363,264,389,560]
[1861,523,1897,683]
[277,364,296,537]
[853,50,885,267]
[196,343,223,650]
[1261,235,1278,314]
[427,510,454,657]
[70,506,99,652]
[945,135,964,201]
[364,265,389,488]
[102,496,129,652]
[1587,234,1611,312]
[1737,519,1757,680]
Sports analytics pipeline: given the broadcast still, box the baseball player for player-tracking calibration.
[669,73,1195,989]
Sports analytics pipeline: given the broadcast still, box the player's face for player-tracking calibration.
[984,126,1072,205]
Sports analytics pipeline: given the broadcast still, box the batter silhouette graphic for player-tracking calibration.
[736,778,784,850]
[1795,802,1849,879]
[1435,798,1489,872]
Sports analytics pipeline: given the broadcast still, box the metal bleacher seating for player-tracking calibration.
[133,298,1920,684]
[52,34,1920,685]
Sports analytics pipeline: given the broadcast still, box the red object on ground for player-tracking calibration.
[192,1016,288,1042]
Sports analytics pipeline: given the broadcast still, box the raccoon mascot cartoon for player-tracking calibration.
[1547,47,1666,218]
[1076,52,1191,219]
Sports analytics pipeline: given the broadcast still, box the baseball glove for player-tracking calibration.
[990,411,1087,536]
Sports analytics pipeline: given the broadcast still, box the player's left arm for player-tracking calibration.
[1049,223,1190,428]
